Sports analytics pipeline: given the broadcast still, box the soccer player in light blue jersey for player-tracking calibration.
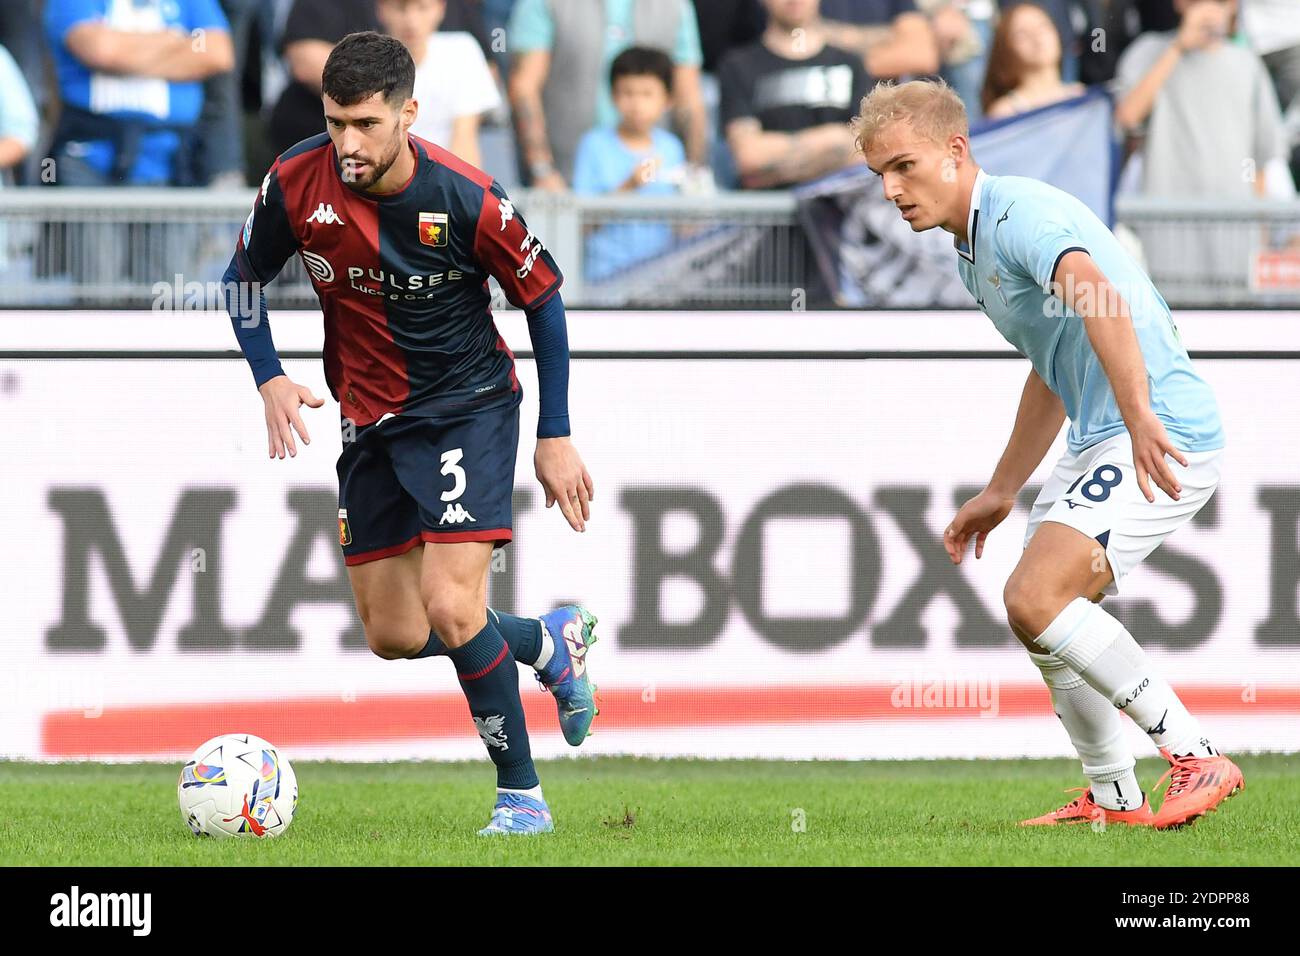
[855,79,1243,829]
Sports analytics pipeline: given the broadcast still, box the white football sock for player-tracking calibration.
[498,784,544,801]
[533,619,556,670]
[1029,651,1142,810]
[1034,598,1216,759]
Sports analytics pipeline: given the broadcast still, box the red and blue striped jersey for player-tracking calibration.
[232,133,563,426]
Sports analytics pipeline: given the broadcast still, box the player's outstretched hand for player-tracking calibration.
[944,488,1016,564]
[535,436,594,533]
[1127,409,1188,503]
[258,375,324,460]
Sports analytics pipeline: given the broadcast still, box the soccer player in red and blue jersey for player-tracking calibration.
[223,32,597,835]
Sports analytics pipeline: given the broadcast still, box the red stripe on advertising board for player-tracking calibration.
[39,683,1300,756]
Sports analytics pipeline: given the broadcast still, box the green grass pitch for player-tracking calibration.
[2,755,1296,866]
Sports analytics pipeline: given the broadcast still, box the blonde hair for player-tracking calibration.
[850,79,968,156]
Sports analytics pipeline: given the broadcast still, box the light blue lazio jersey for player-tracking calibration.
[955,170,1224,455]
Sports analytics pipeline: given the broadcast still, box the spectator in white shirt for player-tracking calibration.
[376,0,501,168]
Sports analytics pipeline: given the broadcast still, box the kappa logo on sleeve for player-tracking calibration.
[498,197,514,232]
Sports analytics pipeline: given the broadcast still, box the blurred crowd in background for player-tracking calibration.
[0,0,1296,202]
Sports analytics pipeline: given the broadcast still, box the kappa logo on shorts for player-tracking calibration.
[438,503,476,525]
[338,509,352,546]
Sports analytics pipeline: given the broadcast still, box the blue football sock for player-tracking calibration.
[413,636,444,658]
[445,620,538,790]
[415,608,544,666]
[488,608,543,665]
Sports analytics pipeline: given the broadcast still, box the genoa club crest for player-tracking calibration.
[338,509,352,546]
[419,211,448,247]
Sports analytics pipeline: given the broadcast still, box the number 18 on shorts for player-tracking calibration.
[1023,432,1223,596]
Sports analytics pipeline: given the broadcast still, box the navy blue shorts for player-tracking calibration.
[336,400,520,566]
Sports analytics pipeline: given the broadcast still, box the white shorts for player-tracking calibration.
[1022,432,1223,596]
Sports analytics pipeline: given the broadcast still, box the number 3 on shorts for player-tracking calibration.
[440,448,467,502]
[1068,464,1123,502]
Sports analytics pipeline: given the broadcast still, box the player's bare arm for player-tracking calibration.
[946,368,1065,564]
[257,374,324,460]
[1055,250,1188,503]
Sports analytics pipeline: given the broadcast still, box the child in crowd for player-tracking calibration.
[573,46,686,283]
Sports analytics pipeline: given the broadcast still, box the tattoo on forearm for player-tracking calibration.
[753,133,854,186]
[513,98,551,162]
[673,105,707,165]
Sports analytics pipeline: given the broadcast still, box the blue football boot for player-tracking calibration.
[535,606,600,746]
[477,791,555,836]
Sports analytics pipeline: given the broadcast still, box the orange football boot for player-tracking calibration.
[1149,748,1244,829]
[1020,787,1155,827]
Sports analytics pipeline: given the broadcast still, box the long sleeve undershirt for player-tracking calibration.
[224,254,284,387]
[225,254,572,437]
[525,289,571,439]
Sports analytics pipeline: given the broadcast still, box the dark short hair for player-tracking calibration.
[322,32,415,108]
[609,46,674,94]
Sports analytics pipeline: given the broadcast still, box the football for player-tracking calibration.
[177,734,297,839]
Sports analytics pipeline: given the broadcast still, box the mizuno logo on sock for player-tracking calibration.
[1146,709,1168,736]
